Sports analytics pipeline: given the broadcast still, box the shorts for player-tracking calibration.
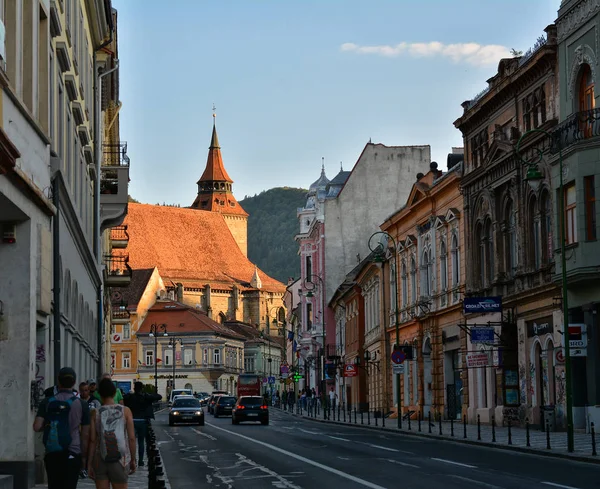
[93,456,129,484]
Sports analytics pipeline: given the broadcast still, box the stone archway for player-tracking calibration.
[423,337,433,418]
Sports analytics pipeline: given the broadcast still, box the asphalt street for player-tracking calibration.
[153,407,600,489]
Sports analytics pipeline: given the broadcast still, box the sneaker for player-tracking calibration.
[139,460,145,467]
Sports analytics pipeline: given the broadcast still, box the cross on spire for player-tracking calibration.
[212,103,216,123]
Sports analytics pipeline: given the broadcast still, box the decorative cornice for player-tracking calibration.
[557,0,600,42]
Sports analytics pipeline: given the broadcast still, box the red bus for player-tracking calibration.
[237,374,261,398]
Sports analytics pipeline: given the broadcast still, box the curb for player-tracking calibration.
[277,409,600,466]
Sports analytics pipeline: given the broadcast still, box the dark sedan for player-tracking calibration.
[214,396,237,417]
[168,396,205,426]
[208,395,222,414]
[232,396,269,425]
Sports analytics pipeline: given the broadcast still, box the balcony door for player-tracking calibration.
[579,64,595,138]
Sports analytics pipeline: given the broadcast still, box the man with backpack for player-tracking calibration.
[33,367,90,489]
[123,381,162,466]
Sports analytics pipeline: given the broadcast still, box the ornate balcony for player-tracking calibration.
[103,253,132,287]
[110,225,129,248]
[111,302,130,324]
[100,142,130,232]
[550,107,600,154]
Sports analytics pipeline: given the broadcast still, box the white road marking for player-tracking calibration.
[192,428,217,441]
[328,436,351,442]
[298,428,320,435]
[367,444,398,452]
[207,422,390,489]
[385,458,420,469]
[338,456,351,460]
[541,483,581,489]
[431,457,477,469]
[449,475,503,489]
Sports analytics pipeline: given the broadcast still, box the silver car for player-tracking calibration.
[168,396,205,426]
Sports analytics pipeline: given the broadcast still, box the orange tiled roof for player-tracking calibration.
[123,203,285,292]
[137,300,245,339]
[198,125,233,183]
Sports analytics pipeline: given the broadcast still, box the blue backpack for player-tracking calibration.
[43,396,76,453]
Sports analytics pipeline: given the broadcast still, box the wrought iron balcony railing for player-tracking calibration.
[103,142,130,167]
[550,107,600,154]
[112,303,130,321]
[110,225,129,247]
[103,253,132,278]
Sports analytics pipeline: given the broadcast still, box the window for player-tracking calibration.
[203,348,208,365]
[410,257,417,303]
[122,352,130,369]
[541,191,553,263]
[390,261,397,314]
[523,96,532,132]
[401,261,408,307]
[470,128,488,167]
[440,240,448,291]
[529,197,541,269]
[110,351,116,368]
[58,85,64,157]
[477,221,494,287]
[505,201,518,274]
[307,303,313,330]
[123,323,130,340]
[585,176,596,241]
[451,234,459,286]
[145,350,154,366]
[305,255,312,279]
[421,248,432,296]
[485,219,494,284]
[164,349,172,366]
[214,348,221,365]
[565,183,577,245]
[579,64,595,137]
[184,348,193,366]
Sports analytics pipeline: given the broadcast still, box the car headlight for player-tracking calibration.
[172,411,179,416]
[195,411,202,415]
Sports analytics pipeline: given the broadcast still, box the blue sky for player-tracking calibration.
[113,0,559,205]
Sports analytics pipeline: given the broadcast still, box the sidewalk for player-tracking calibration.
[34,465,150,489]
[278,405,599,463]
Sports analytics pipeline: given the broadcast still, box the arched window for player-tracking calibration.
[540,191,553,264]
[421,248,430,297]
[401,260,408,307]
[485,219,494,285]
[410,257,417,303]
[390,260,397,315]
[579,64,595,137]
[440,239,448,291]
[476,223,485,287]
[529,196,540,269]
[451,233,459,287]
[505,200,517,275]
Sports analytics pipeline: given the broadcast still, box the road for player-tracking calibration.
[154,407,600,489]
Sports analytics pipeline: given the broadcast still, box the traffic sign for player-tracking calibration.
[268,376,276,384]
[344,364,358,377]
[391,350,406,364]
[470,327,495,343]
[392,364,404,375]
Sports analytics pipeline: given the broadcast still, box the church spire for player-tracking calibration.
[197,113,232,185]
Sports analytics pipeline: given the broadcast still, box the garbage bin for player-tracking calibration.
[540,405,556,432]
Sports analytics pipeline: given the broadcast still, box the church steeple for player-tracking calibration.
[197,119,233,185]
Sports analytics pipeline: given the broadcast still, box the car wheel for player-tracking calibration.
[261,420,269,425]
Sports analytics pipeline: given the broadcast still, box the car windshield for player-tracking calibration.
[173,399,200,408]
[218,397,236,404]
[240,397,263,405]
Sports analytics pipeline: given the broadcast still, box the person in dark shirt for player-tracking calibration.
[123,382,162,466]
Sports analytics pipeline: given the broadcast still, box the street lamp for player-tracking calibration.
[303,274,326,398]
[368,231,401,429]
[516,128,574,453]
[168,337,183,392]
[148,323,168,393]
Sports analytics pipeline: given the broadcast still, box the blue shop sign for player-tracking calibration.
[463,296,502,314]
[470,327,495,343]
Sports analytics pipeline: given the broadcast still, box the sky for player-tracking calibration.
[113,0,559,205]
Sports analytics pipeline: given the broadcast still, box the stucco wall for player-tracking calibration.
[324,144,431,302]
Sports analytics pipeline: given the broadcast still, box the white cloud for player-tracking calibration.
[340,41,510,66]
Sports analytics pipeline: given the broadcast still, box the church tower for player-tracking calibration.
[191,115,249,256]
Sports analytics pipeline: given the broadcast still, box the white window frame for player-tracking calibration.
[122,351,130,369]
[214,348,221,365]
[145,350,154,366]
[184,348,193,366]
[123,323,130,340]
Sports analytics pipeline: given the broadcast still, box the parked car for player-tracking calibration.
[169,396,204,426]
[214,396,237,417]
[207,395,222,414]
[195,391,211,406]
[232,396,269,425]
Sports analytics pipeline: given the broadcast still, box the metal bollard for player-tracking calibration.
[492,416,496,443]
[477,414,481,441]
[368,410,371,425]
[451,417,454,437]
[343,406,347,423]
[508,419,512,445]
[428,411,432,434]
[418,411,422,432]
[592,422,597,456]
[375,410,378,426]
[526,419,531,447]
[354,408,357,424]
[338,404,341,421]
[438,414,442,435]
[546,421,551,449]
[382,408,386,427]
[361,410,364,424]
[463,414,467,439]
[408,413,411,431]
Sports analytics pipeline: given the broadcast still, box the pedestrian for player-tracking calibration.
[123,381,162,467]
[87,378,136,488]
[282,390,287,409]
[80,381,101,412]
[33,367,91,489]
[329,387,337,411]
[93,373,124,405]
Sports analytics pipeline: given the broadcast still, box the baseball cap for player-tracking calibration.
[58,367,76,380]
[87,379,97,385]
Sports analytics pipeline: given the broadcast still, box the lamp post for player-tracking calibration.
[168,337,183,393]
[148,323,168,394]
[368,231,401,429]
[303,274,326,398]
[516,128,574,453]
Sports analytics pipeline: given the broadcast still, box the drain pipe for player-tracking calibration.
[52,175,61,379]
[93,56,119,377]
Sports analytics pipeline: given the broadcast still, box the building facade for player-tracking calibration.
[454,26,563,427]
[555,0,600,429]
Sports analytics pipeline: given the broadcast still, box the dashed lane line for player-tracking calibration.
[541,483,581,489]
[448,474,503,489]
[385,458,420,469]
[431,457,477,469]
[367,444,398,453]
[207,422,390,489]
[192,428,217,441]
[328,436,351,442]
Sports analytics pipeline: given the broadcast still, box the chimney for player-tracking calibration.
[176,283,184,302]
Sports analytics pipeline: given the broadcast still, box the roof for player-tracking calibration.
[123,203,285,292]
[198,123,233,183]
[224,321,283,348]
[190,191,248,216]
[119,268,154,307]
[137,300,245,339]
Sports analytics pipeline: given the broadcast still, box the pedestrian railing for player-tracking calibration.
[276,403,598,458]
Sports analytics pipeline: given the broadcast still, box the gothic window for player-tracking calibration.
[390,260,397,315]
[306,255,312,279]
[410,257,417,303]
[401,260,408,307]
[470,129,488,168]
[579,64,595,137]
[421,247,433,297]
[540,190,553,264]
[440,239,448,291]
[529,196,541,269]
[504,200,518,275]
[485,219,494,285]
[451,233,460,287]
[523,95,532,132]
[476,223,485,287]
[532,87,547,128]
